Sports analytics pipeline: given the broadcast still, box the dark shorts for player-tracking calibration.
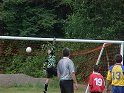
[112,86,124,93]
[46,67,57,78]
[60,80,74,93]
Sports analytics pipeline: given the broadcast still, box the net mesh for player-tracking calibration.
[71,43,120,83]
[0,39,121,84]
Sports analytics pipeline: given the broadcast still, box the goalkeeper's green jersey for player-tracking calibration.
[47,54,56,68]
[44,54,56,68]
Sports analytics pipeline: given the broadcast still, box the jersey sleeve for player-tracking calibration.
[43,60,48,69]
[106,70,112,81]
[106,65,114,81]
[68,60,75,73]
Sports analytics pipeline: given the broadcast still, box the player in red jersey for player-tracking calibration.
[88,65,105,93]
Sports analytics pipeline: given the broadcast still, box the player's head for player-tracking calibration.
[48,49,51,54]
[93,65,99,72]
[62,48,70,57]
[114,54,122,63]
[48,49,54,55]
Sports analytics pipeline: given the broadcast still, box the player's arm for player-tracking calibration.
[71,72,77,84]
[69,61,77,84]
[106,80,111,93]
[106,71,112,92]
[69,61,78,89]
[57,64,60,79]
[57,70,60,79]
[71,72,78,89]
[43,60,48,70]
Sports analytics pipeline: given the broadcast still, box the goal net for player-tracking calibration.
[0,36,123,86]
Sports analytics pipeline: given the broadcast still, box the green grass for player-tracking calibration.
[0,78,108,93]
[0,85,110,93]
[0,78,83,93]
[0,86,83,93]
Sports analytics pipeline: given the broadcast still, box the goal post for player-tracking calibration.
[121,42,124,64]
[0,36,123,86]
[0,36,123,64]
[0,36,123,43]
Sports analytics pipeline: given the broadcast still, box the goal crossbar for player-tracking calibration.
[0,36,123,44]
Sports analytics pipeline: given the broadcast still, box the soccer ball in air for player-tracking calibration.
[26,47,32,53]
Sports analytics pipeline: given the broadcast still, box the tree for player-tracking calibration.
[64,0,124,40]
[0,0,58,37]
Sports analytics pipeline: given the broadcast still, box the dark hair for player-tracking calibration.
[93,65,99,72]
[115,54,122,63]
[50,50,55,55]
[62,48,70,57]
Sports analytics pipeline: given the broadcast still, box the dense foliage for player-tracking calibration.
[1,0,124,39]
[65,0,124,40]
[0,0,68,37]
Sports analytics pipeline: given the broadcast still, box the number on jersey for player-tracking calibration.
[112,72,121,80]
[94,78,103,86]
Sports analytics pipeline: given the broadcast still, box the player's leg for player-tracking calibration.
[113,86,124,93]
[60,80,73,93]
[64,80,74,93]
[120,86,124,93]
[112,86,118,93]
[43,78,49,93]
[60,80,66,93]
[43,68,52,93]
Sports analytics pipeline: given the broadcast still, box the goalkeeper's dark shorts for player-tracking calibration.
[46,67,57,78]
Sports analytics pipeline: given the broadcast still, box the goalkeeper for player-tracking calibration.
[43,49,57,93]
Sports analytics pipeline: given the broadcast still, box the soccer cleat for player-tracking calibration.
[43,91,46,93]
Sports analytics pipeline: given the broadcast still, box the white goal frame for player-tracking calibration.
[0,36,124,64]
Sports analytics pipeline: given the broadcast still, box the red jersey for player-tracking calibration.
[88,72,105,92]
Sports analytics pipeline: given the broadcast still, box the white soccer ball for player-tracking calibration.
[26,47,32,53]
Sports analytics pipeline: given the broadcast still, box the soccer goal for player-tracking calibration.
[0,36,123,85]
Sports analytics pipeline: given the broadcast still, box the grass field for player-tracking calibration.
[0,85,110,93]
[0,77,110,93]
[0,86,83,93]
[0,78,84,93]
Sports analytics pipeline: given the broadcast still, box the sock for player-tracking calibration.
[44,84,48,91]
